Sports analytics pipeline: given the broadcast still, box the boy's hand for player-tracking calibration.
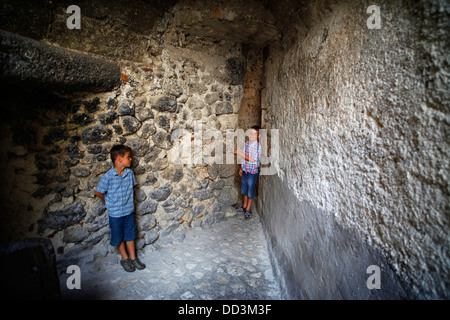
[234,150,243,157]
[239,169,243,177]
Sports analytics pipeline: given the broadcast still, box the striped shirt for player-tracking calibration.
[241,141,261,174]
[96,166,137,218]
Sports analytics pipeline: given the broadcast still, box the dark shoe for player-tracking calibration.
[120,258,136,272]
[236,206,246,212]
[244,210,252,220]
[131,257,146,270]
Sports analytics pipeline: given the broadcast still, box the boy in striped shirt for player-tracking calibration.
[234,126,261,219]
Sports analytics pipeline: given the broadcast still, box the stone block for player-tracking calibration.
[215,101,234,115]
[63,225,89,243]
[136,200,158,216]
[218,186,239,206]
[144,230,159,244]
[149,185,173,202]
[98,111,117,125]
[117,100,135,116]
[152,131,172,149]
[38,201,86,233]
[125,138,149,157]
[152,95,177,112]
[192,189,213,200]
[81,125,112,144]
[120,116,141,135]
[160,221,181,237]
[137,214,157,231]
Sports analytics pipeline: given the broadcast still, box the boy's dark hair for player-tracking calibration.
[248,125,260,142]
[251,126,260,137]
[110,145,132,164]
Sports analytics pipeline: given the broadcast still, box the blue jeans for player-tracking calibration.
[241,171,258,199]
[108,213,136,247]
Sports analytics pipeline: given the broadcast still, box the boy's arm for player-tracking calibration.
[95,191,105,202]
[248,143,261,164]
[233,150,256,163]
[96,173,109,202]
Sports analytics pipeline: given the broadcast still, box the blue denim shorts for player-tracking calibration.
[108,213,136,246]
[241,171,259,199]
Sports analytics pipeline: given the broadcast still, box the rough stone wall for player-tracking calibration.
[260,0,449,299]
[0,0,263,267]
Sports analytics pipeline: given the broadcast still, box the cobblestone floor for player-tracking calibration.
[59,209,281,300]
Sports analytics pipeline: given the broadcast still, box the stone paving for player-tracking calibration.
[59,208,281,300]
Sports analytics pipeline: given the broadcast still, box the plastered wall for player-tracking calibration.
[260,0,449,299]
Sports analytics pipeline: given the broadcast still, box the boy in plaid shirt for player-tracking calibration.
[234,126,261,219]
[95,145,146,272]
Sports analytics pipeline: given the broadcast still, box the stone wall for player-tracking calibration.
[260,0,449,299]
[0,0,277,267]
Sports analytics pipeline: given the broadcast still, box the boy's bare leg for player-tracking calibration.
[243,196,248,209]
[126,241,136,260]
[246,199,253,212]
[118,242,128,260]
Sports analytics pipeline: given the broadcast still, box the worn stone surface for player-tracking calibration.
[0,30,121,92]
[171,0,278,48]
[2,0,179,62]
[260,175,412,299]
[59,211,281,300]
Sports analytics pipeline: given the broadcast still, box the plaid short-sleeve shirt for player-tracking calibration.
[96,166,137,218]
[241,141,261,174]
